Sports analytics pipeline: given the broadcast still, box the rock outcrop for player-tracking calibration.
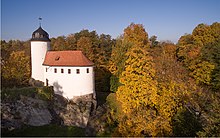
[53,94,96,128]
[1,87,96,131]
[85,104,108,136]
[1,95,52,130]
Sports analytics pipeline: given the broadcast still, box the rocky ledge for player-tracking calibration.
[1,87,96,132]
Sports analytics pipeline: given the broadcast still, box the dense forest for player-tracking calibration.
[1,22,220,136]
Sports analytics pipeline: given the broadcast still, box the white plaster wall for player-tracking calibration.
[44,66,95,99]
[31,41,50,82]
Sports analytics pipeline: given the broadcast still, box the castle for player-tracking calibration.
[30,26,95,99]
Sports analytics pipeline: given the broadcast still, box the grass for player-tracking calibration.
[1,86,53,101]
[1,124,85,137]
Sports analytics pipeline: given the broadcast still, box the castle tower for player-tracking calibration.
[30,26,51,82]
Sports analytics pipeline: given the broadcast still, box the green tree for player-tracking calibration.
[109,37,132,92]
[172,108,202,136]
[196,92,220,137]
[66,34,77,50]
[51,36,66,50]
[201,40,220,90]
[97,34,113,68]
[149,35,159,47]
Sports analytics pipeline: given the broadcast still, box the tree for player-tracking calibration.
[1,51,30,88]
[177,22,220,90]
[172,108,202,136]
[175,22,220,137]
[66,34,77,50]
[77,36,94,61]
[189,61,215,85]
[51,36,67,51]
[109,37,132,92]
[196,92,220,137]
[116,46,159,136]
[151,43,201,137]
[109,23,149,92]
[177,22,220,64]
[149,35,159,47]
[97,34,113,67]
[123,23,149,47]
[192,23,216,47]
[114,23,181,136]
[201,40,220,90]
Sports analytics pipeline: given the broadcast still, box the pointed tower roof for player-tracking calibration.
[31,26,51,42]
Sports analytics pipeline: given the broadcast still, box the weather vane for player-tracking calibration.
[38,17,42,27]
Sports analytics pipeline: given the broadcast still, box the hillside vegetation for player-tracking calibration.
[2,124,85,137]
[1,22,220,137]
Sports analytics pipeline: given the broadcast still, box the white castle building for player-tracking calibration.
[30,26,95,99]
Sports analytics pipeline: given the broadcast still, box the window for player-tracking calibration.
[68,69,71,74]
[61,69,64,73]
[76,69,80,74]
[54,68,57,73]
[46,68,48,72]
[35,32,40,38]
[55,56,60,61]
[46,79,49,86]
[87,68,89,73]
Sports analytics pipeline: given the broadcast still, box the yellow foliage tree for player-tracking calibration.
[189,61,215,85]
[109,23,149,92]
[2,51,30,87]
[116,46,159,136]
[123,23,149,47]
[115,23,161,136]
[77,36,94,61]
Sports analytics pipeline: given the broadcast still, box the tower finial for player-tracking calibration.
[38,17,42,27]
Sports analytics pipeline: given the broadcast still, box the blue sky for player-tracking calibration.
[1,0,220,43]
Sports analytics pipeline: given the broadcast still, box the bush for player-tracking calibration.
[2,124,85,137]
[1,86,53,101]
[172,108,202,137]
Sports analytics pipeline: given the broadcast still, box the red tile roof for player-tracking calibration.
[43,51,94,66]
